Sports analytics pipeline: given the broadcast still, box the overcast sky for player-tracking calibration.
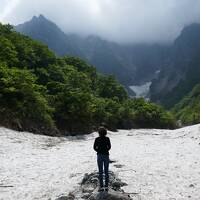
[1,0,200,44]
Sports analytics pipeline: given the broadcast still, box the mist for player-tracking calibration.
[1,0,200,44]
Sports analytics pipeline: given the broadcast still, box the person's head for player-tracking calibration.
[98,126,107,137]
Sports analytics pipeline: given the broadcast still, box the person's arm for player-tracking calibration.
[107,137,111,151]
[93,138,98,152]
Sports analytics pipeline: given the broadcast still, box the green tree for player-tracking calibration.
[0,64,54,129]
[96,75,128,101]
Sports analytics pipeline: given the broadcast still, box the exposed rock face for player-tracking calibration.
[55,171,139,200]
[150,23,200,108]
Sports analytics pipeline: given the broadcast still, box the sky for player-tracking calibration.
[1,0,200,44]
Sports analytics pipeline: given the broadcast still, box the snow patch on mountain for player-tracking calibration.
[129,82,151,98]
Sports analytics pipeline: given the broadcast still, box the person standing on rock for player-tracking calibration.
[93,126,111,192]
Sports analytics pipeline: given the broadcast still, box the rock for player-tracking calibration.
[56,171,137,200]
[112,179,127,191]
[89,189,132,200]
[81,172,99,186]
[82,185,94,193]
[81,193,91,199]
[55,196,68,200]
[55,193,75,200]
[114,164,125,168]
[189,184,195,188]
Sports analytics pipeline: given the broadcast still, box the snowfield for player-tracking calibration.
[1,125,200,200]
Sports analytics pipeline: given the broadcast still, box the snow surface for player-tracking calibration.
[129,82,151,98]
[1,125,200,200]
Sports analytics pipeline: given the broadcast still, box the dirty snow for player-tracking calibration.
[1,124,200,200]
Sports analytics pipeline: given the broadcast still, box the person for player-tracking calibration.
[93,127,111,192]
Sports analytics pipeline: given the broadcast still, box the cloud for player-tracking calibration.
[0,0,20,21]
[1,0,200,43]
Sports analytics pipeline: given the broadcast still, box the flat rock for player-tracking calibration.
[89,189,132,200]
[55,193,75,200]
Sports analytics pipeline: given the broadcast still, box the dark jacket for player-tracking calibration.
[93,136,111,155]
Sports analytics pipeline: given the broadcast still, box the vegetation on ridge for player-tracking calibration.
[173,84,200,125]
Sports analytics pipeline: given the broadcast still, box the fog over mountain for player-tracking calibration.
[1,0,200,44]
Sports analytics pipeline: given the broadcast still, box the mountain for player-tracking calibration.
[15,14,82,56]
[15,15,169,90]
[150,23,200,108]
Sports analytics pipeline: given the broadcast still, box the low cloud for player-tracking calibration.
[1,0,200,43]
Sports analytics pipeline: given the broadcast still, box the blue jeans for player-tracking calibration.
[97,154,109,187]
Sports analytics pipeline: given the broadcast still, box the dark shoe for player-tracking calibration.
[104,187,109,192]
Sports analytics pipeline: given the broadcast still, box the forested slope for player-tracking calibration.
[0,24,175,135]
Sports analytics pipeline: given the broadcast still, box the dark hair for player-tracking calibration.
[98,127,107,137]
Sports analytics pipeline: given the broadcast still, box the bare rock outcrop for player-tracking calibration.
[56,171,140,200]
